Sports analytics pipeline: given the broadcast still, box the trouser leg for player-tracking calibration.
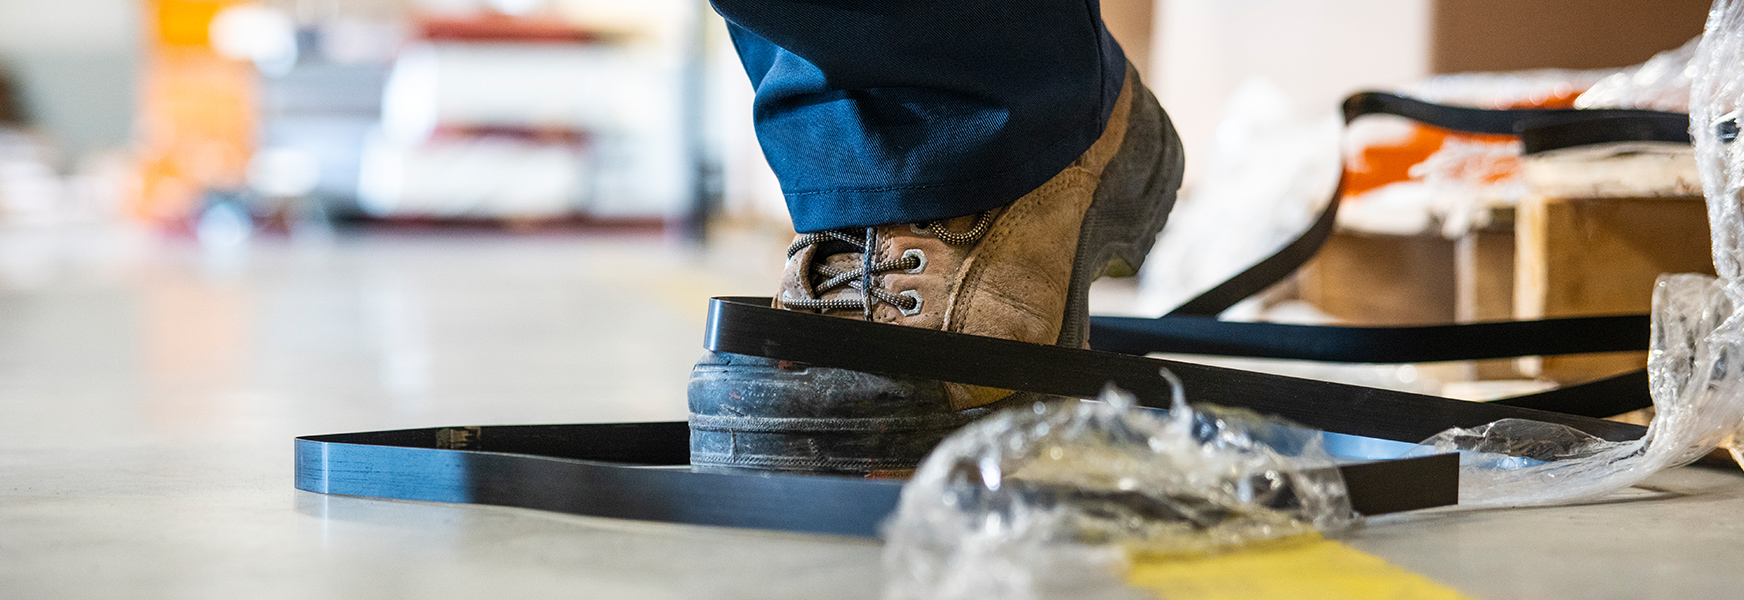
[712,0,1128,232]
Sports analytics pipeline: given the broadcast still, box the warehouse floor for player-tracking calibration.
[2,224,1742,599]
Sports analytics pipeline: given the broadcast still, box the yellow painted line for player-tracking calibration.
[1125,535,1472,600]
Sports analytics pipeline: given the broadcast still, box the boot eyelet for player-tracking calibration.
[898,290,923,316]
[910,223,929,235]
[902,248,926,274]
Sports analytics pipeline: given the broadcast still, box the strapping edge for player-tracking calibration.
[687,412,977,433]
[295,421,1460,538]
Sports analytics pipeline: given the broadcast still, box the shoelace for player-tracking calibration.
[783,212,995,316]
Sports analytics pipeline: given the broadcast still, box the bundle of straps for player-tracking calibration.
[297,93,1692,537]
[1099,91,1691,420]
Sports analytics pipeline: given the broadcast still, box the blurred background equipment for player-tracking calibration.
[114,0,709,235]
[0,0,1722,397]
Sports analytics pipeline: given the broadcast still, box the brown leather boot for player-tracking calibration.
[689,64,1184,476]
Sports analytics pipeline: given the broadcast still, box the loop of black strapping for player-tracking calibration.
[294,421,1458,537]
[705,297,1646,444]
[1169,92,1689,318]
[296,93,1683,536]
[1092,314,1650,363]
[1144,92,1686,420]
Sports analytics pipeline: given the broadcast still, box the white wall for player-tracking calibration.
[0,0,139,165]
[1150,0,1432,188]
[0,0,136,55]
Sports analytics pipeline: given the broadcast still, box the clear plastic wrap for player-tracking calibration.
[882,11,1744,597]
[1409,4,1744,505]
[1407,274,1744,506]
[1575,37,1699,112]
[1692,0,1744,468]
[882,382,1353,600]
[1694,0,1744,284]
[1411,136,1526,238]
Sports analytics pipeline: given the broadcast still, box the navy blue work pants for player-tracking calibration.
[713,1,1128,232]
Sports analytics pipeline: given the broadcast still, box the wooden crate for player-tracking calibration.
[1514,195,1713,381]
[1514,147,1714,383]
[1456,214,1522,379]
[1297,230,1456,326]
[1297,147,1713,386]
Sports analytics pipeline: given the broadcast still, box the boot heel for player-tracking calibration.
[1094,71,1185,276]
[1104,256,1139,278]
[1057,65,1185,348]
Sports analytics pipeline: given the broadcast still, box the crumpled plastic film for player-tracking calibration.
[882,383,1353,600]
[1694,0,1744,284]
[1405,2,1744,506]
[1411,136,1526,238]
[1407,274,1744,506]
[1574,37,1699,112]
[1694,0,1744,466]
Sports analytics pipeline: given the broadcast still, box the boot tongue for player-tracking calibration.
[816,251,866,299]
[804,236,871,313]
[810,236,867,293]
[775,234,872,314]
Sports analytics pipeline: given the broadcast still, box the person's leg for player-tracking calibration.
[691,1,1184,476]
[713,0,1126,232]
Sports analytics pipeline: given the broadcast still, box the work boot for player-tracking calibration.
[688,64,1185,476]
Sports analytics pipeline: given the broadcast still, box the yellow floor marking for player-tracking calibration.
[1125,536,1472,600]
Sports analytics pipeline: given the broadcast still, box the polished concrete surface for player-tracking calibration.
[2,224,1742,599]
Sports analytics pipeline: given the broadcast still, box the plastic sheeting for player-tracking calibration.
[1406,274,1744,506]
[1692,0,1744,467]
[882,383,1353,600]
[1395,0,1744,508]
[1410,136,1526,238]
[1695,1,1744,284]
[1575,37,1699,113]
[883,4,1744,596]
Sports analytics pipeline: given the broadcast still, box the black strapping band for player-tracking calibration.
[295,93,1688,537]
[705,297,1646,444]
[295,422,1458,538]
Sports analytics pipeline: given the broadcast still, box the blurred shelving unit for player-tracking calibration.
[129,0,707,235]
[353,6,697,231]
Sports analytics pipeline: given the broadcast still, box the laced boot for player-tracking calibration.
[688,64,1184,476]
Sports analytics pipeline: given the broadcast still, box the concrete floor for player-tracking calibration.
[2,224,1742,599]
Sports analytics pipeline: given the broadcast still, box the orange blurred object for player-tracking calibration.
[1343,89,1582,200]
[131,0,257,226]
